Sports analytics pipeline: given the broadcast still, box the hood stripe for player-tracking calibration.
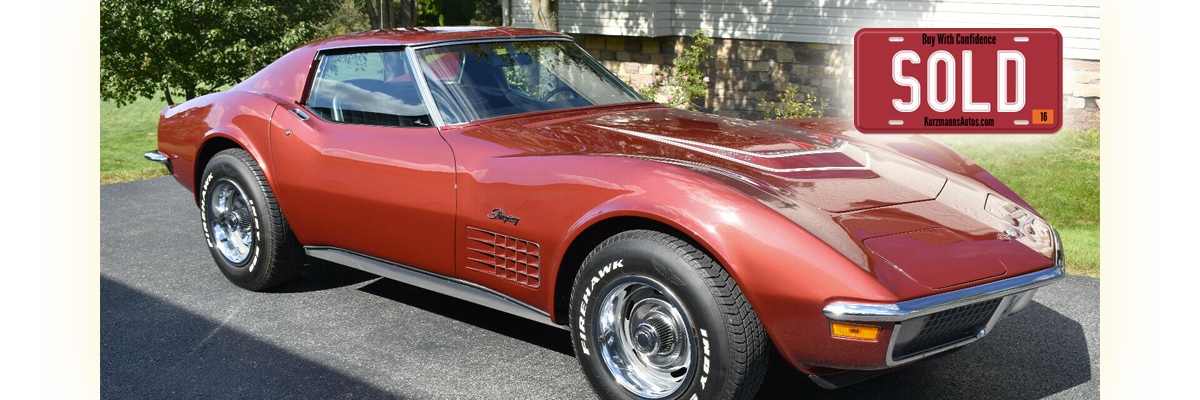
[590,124,871,173]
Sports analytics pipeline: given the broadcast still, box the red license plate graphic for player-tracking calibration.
[854,28,1062,133]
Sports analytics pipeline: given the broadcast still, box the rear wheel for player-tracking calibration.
[199,148,302,291]
[570,230,769,400]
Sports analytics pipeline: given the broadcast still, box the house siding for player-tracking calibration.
[513,1,1100,119]
[542,1,1099,60]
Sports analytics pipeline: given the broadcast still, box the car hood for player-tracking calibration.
[501,106,947,213]
[487,106,1054,296]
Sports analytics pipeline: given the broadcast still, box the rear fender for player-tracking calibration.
[156,91,282,206]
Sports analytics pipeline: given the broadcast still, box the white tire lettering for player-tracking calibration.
[576,259,625,360]
[700,329,710,393]
[244,195,259,271]
[200,173,215,248]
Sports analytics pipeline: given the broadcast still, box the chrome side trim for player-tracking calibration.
[144,151,168,164]
[305,246,565,329]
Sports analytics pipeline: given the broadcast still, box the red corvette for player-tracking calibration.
[147,27,1063,400]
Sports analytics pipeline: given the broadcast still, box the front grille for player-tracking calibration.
[892,298,1002,359]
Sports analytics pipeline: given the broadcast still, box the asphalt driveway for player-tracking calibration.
[101,177,1099,399]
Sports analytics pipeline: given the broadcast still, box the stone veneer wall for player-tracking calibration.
[575,33,855,119]
[1064,59,1101,110]
[573,33,1100,121]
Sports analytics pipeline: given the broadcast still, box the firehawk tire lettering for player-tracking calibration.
[578,259,623,356]
[569,230,767,400]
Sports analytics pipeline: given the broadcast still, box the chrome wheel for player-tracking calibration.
[208,179,254,266]
[594,276,695,399]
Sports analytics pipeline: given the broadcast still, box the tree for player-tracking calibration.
[360,1,426,30]
[357,1,484,31]
[101,0,331,106]
[417,0,476,26]
[529,0,556,31]
[321,0,371,36]
[473,0,502,26]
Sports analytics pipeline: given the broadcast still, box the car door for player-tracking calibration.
[268,48,457,277]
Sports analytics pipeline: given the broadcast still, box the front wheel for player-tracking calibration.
[570,230,769,400]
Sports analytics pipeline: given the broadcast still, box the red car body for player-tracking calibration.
[152,27,1062,390]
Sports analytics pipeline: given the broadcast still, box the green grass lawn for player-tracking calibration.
[931,129,1100,278]
[100,95,171,183]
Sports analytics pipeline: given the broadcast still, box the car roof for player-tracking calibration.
[298,26,569,50]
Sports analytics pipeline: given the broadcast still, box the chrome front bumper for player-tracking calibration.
[823,228,1065,367]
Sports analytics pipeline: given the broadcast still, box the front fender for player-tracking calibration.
[554,158,900,373]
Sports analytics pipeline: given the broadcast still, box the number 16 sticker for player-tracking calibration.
[1032,109,1054,125]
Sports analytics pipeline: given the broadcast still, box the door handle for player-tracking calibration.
[289,108,310,121]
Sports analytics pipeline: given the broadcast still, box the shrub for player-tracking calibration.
[633,80,660,102]
[761,84,828,120]
[633,30,712,109]
[665,29,713,109]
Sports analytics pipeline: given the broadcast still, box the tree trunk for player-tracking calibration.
[529,0,557,31]
[380,0,393,29]
[362,0,381,30]
[163,86,175,106]
[186,86,196,101]
[411,0,418,27]
[400,0,414,27]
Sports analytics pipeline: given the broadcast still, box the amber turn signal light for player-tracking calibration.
[831,322,880,341]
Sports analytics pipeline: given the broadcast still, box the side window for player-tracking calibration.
[306,50,432,127]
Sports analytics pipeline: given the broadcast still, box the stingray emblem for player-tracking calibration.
[487,208,520,225]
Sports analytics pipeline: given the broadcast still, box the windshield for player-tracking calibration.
[414,40,644,125]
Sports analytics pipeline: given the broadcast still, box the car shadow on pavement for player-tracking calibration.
[101,276,399,399]
[755,302,1092,399]
[356,277,577,357]
[266,256,380,293]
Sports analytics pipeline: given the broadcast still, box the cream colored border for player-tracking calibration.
[38,0,99,398]
[56,0,1152,396]
[1104,0,1161,396]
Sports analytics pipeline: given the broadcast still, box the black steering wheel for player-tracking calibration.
[541,86,577,102]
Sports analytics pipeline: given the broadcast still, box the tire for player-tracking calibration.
[199,148,302,291]
[570,230,768,400]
